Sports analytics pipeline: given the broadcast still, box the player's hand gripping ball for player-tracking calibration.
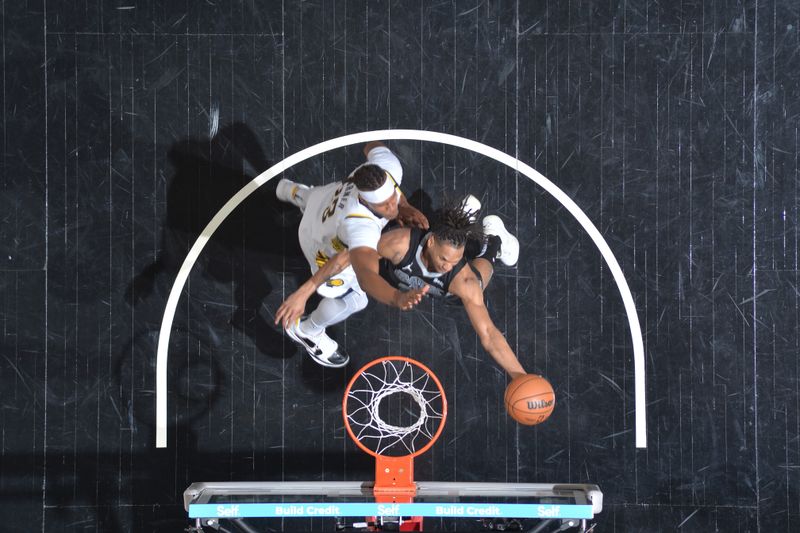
[504,374,555,425]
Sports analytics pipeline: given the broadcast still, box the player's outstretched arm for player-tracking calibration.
[274,251,351,329]
[450,273,526,378]
[350,246,428,310]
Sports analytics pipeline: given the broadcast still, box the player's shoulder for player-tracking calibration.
[340,196,380,223]
[365,145,395,159]
[338,198,382,244]
[377,227,411,264]
[380,227,412,250]
[449,263,482,302]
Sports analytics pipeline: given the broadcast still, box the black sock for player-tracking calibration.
[464,237,482,260]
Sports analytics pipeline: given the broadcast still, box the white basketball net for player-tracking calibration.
[345,359,445,457]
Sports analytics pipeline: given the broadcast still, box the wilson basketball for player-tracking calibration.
[504,374,555,425]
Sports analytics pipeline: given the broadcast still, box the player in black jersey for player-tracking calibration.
[375,200,525,377]
[276,197,526,377]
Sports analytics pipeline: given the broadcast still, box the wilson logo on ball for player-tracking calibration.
[526,399,554,410]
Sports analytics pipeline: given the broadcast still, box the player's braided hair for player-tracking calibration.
[430,201,483,248]
[348,164,387,191]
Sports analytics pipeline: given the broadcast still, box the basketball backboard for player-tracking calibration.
[184,480,602,531]
[184,357,603,531]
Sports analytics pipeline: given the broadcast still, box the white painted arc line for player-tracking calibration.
[155,129,647,449]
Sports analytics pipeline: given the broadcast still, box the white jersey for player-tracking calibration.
[298,146,403,296]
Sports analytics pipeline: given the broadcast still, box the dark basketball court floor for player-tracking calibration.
[1,1,799,531]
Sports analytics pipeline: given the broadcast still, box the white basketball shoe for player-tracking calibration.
[285,318,349,368]
[459,194,482,223]
[482,215,519,267]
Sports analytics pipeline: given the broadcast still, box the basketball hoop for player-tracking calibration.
[343,356,447,505]
[185,356,603,531]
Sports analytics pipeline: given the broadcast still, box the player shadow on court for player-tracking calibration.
[124,122,307,359]
[118,122,366,414]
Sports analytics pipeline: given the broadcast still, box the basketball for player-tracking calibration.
[504,374,555,425]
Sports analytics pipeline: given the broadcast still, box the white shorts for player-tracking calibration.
[297,223,364,299]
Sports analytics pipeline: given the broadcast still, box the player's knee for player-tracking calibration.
[348,290,369,312]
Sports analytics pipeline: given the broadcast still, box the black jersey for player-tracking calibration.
[379,228,468,298]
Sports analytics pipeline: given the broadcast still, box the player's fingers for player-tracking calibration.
[278,305,296,328]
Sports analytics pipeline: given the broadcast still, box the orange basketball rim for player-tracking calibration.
[342,356,447,505]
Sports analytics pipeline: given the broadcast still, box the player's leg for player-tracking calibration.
[285,288,367,368]
[467,215,519,291]
[285,215,354,367]
[482,215,519,267]
[304,289,368,334]
[276,178,311,211]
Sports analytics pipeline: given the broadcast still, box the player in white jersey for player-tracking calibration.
[275,142,429,368]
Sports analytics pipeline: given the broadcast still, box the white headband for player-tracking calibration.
[358,174,396,204]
